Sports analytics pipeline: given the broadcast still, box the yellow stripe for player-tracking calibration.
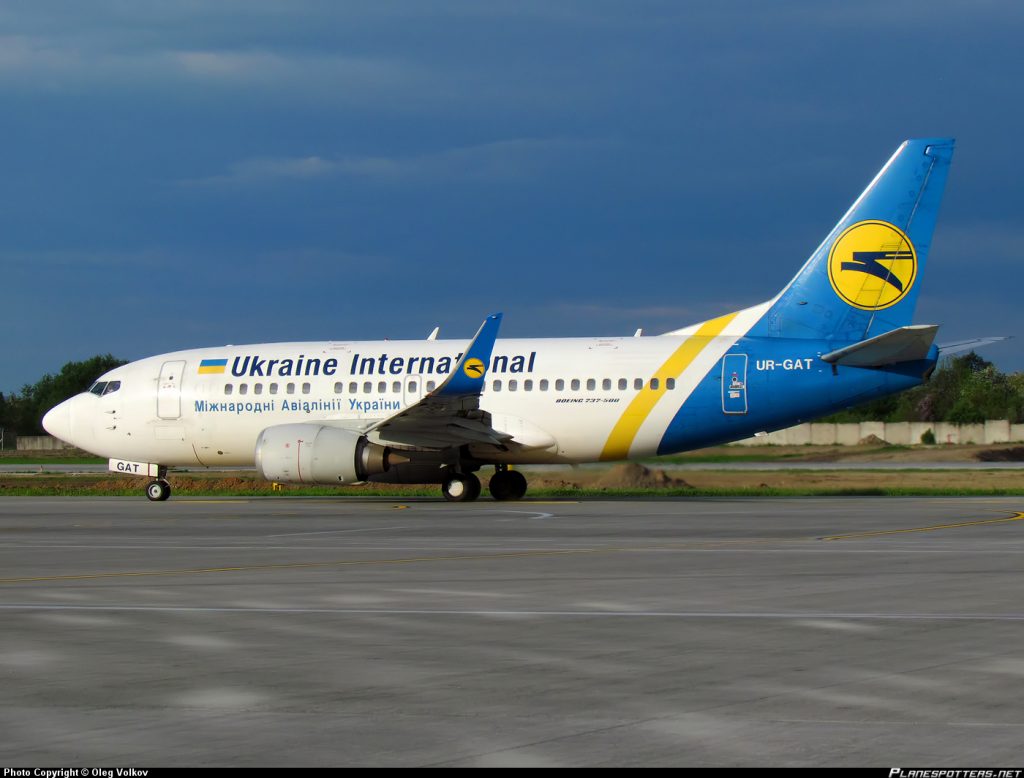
[821,512,1024,541]
[600,312,739,461]
[197,366,225,374]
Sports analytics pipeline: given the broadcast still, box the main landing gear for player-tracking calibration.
[439,466,528,502]
[488,466,527,501]
[441,471,481,502]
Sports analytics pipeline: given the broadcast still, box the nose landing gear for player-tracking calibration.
[145,478,171,502]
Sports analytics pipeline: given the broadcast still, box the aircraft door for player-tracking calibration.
[722,354,748,414]
[404,375,426,406]
[157,360,187,419]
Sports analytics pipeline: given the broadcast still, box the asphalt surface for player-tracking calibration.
[1,496,1023,766]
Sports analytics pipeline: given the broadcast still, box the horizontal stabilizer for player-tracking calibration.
[821,324,939,367]
[937,335,1011,356]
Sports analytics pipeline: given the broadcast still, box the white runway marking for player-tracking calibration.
[488,510,555,521]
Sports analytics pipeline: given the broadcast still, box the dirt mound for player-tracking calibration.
[593,463,692,490]
[976,446,1024,462]
[858,434,888,446]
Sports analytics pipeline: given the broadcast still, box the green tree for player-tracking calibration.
[823,353,1024,423]
[1,355,127,436]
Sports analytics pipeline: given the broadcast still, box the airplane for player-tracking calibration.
[43,138,977,502]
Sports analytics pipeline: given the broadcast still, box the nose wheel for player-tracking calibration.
[146,480,172,502]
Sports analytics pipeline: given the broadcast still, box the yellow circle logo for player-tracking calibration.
[827,220,917,311]
[463,358,486,379]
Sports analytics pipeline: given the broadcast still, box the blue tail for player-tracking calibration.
[752,138,954,344]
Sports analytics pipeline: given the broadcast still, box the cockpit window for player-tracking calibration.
[87,380,121,396]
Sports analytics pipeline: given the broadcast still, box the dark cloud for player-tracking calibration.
[2,1,1022,390]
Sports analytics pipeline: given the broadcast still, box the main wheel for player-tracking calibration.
[146,480,171,502]
[489,470,527,501]
[441,472,481,502]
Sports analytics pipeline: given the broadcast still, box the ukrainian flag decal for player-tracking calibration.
[198,359,228,375]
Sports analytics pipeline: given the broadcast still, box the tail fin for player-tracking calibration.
[756,138,954,343]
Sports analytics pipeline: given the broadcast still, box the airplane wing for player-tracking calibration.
[367,313,512,449]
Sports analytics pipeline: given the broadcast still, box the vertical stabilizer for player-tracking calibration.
[755,138,954,343]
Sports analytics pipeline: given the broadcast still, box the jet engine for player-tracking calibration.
[254,424,403,484]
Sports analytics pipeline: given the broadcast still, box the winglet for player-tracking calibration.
[432,313,503,397]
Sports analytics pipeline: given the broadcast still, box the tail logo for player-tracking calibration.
[827,220,917,311]
[463,358,486,379]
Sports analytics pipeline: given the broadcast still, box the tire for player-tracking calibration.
[442,472,481,502]
[488,470,528,501]
[146,480,171,502]
[489,471,512,500]
[505,470,527,500]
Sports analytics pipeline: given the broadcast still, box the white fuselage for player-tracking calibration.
[47,304,771,468]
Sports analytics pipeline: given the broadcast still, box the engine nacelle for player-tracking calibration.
[254,424,396,484]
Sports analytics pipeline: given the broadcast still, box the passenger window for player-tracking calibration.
[409,381,418,393]
[571,379,580,391]
[602,379,611,391]
[349,382,358,394]
[618,378,628,390]
[493,380,502,392]
[634,378,643,390]
[586,379,596,391]
[224,384,233,395]
[555,379,565,392]
[666,377,676,390]
[509,379,518,391]
[239,384,248,395]
[334,382,343,394]
[363,382,372,394]
[302,383,311,394]
[427,380,437,391]
[287,383,295,395]
[650,378,660,390]
[269,383,278,395]
[524,379,533,391]
[392,381,401,393]
[377,381,387,393]
[254,384,263,395]
[539,379,549,391]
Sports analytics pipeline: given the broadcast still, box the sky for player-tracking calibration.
[2,0,1023,392]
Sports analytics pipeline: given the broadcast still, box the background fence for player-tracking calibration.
[736,420,1024,446]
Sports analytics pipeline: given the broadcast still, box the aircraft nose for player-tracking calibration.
[42,398,73,443]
